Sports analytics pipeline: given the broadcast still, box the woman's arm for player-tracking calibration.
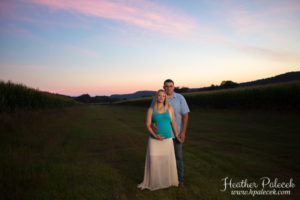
[146,108,164,140]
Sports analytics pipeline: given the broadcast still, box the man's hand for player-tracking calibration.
[151,122,158,133]
[178,132,186,143]
[176,135,183,143]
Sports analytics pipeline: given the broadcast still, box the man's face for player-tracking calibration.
[164,82,174,96]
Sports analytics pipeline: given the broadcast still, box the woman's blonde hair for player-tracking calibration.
[153,89,172,121]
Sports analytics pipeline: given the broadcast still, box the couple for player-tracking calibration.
[137,79,190,191]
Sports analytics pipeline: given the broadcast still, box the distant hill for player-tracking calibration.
[116,80,300,111]
[110,90,156,100]
[73,94,111,104]
[72,91,156,104]
[72,71,300,103]
[239,71,300,87]
[189,71,300,92]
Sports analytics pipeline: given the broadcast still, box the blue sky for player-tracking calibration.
[0,0,299,96]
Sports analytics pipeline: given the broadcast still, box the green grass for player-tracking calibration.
[0,105,299,200]
[0,80,78,113]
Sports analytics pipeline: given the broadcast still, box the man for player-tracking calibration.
[150,79,190,188]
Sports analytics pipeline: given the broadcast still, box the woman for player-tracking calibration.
[137,89,182,191]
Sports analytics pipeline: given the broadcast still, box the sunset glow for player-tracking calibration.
[1,0,300,96]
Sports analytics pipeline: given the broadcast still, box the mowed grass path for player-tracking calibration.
[0,105,299,200]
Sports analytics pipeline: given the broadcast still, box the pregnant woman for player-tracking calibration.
[137,89,182,191]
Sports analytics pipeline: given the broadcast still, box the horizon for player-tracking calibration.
[57,70,300,97]
[3,70,298,98]
[1,0,300,96]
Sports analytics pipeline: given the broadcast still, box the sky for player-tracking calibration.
[0,0,300,96]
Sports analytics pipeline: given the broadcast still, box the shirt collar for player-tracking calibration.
[168,92,177,99]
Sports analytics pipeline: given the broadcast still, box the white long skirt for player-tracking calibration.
[137,137,179,191]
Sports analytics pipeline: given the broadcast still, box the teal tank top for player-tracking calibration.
[150,107,172,139]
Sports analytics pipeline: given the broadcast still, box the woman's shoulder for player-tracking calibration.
[168,105,174,112]
[147,107,153,112]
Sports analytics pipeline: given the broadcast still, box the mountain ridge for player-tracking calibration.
[71,71,300,103]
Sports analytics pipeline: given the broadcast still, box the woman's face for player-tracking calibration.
[157,91,166,103]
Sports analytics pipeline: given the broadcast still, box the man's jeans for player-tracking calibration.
[173,138,183,183]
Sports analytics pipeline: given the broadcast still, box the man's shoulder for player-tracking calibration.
[173,92,186,100]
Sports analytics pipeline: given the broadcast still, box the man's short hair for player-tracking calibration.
[164,79,174,85]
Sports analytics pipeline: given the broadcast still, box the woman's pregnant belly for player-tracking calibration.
[151,123,172,139]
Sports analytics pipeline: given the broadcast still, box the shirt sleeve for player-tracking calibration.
[180,95,190,114]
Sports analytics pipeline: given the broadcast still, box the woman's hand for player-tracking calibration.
[155,134,165,140]
[151,122,158,133]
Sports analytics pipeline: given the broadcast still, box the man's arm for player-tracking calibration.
[178,94,190,143]
[179,113,188,143]
[169,106,183,143]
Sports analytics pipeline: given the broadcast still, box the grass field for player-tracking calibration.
[0,105,299,200]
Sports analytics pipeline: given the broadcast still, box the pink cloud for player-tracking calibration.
[225,40,300,62]
[196,0,300,61]
[221,0,300,34]
[20,0,196,35]
[0,1,15,18]
[188,24,300,63]
[0,0,91,30]
[0,24,29,35]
